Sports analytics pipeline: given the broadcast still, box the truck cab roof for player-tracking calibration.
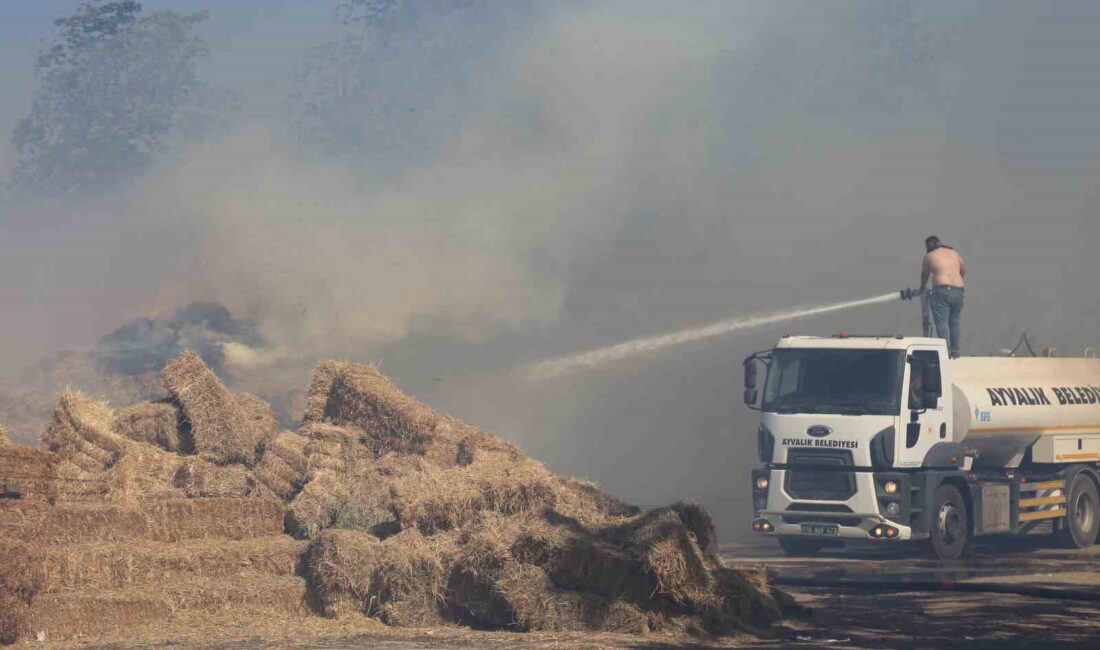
[775,335,946,351]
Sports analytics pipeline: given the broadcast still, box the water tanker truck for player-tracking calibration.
[743,333,1100,559]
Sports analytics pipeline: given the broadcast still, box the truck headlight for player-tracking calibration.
[755,476,769,490]
[883,480,899,495]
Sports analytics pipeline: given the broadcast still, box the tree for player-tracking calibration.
[288,0,498,167]
[10,1,226,197]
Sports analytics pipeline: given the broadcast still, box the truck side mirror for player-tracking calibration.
[743,358,758,406]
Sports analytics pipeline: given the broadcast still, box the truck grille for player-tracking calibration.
[784,450,856,501]
[782,503,861,527]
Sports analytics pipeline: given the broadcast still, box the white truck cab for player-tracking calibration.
[744,334,1100,559]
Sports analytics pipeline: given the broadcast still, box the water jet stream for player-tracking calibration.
[527,291,900,380]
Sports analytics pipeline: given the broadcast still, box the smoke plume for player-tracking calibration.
[2,0,1100,539]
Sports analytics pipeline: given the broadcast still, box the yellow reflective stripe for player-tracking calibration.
[969,424,1100,434]
[1056,453,1100,461]
[1018,508,1067,522]
[1019,495,1066,508]
[1020,480,1065,492]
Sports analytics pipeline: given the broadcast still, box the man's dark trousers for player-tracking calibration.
[930,286,964,358]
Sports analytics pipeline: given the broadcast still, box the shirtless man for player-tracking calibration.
[919,236,966,358]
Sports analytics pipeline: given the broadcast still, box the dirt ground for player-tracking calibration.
[71,536,1100,650]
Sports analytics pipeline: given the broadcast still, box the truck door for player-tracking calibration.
[896,346,947,468]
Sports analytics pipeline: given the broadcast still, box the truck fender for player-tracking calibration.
[1063,464,1099,489]
[909,470,969,537]
[922,442,966,469]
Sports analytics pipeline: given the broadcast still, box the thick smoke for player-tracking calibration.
[2,0,1099,539]
[97,302,261,377]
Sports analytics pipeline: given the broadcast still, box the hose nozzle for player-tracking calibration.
[899,288,921,301]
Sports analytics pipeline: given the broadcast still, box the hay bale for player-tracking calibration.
[0,498,285,544]
[301,421,362,448]
[302,360,346,423]
[285,471,350,538]
[496,562,650,633]
[41,537,305,591]
[53,460,109,501]
[304,361,524,469]
[703,565,786,633]
[0,539,46,603]
[0,444,60,502]
[24,589,171,640]
[237,392,280,446]
[42,392,126,471]
[316,363,435,456]
[445,509,719,632]
[253,431,312,500]
[304,528,452,625]
[254,462,297,499]
[267,431,310,474]
[304,528,381,617]
[93,434,259,502]
[331,476,399,538]
[444,514,654,633]
[23,575,309,641]
[446,514,553,628]
[389,456,559,535]
[0,540,43,645]
[558,477,641,521]
[112,403,183,452]
[547,507,712,608]
[433,416,523,466]
[171,457,257,498]
[161,351,255,466]
[104,445,187,502]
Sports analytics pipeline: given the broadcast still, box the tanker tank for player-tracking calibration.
[950,357,1100,468]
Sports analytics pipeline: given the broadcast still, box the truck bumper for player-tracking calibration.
[751,468,916,541]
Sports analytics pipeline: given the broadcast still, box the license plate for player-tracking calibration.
[800,523,839,536]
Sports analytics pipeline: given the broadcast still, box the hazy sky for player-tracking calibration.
[1,0,1098,539]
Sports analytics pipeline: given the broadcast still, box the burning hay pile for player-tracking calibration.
[0,352,787,645]
[292,361,789,634]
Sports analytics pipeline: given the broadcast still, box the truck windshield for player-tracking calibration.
[762,348,904,415]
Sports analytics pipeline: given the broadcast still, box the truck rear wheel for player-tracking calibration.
[1058,473,1099,549]
[778,536,823,556]
[928,484,970,560]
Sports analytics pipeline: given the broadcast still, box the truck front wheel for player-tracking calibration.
[928,484,970,560]
[1059,473,1099,549]
[778,536,823,556]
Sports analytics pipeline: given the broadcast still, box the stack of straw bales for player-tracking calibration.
[0,351,787,644]
[0,353,308,644]
[292,360,790,634]
[0,498,306,642]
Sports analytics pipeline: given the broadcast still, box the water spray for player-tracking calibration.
[528,288,920,381]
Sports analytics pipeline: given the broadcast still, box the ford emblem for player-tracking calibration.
[806,425,832,438]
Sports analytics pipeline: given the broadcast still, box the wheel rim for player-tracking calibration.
[938,502,962,545]
[1073,491,1095,534]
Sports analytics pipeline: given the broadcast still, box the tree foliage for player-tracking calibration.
[288,0,494,166]
[10,1,226,197]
